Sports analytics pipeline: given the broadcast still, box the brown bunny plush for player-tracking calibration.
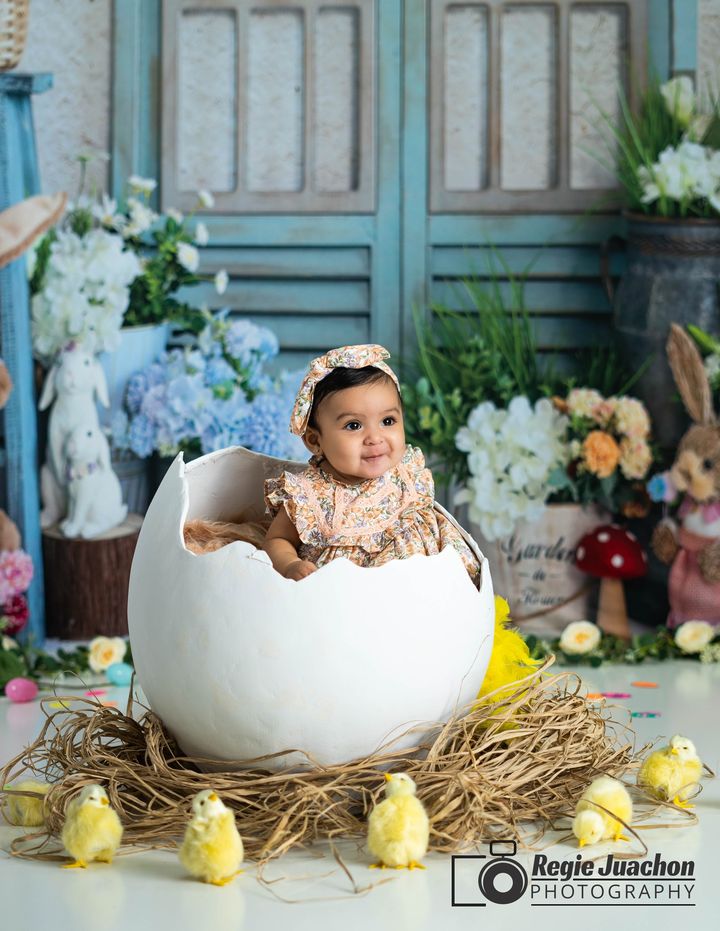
[651,324,720,627]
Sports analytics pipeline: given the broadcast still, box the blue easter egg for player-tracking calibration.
[106,662,133,686]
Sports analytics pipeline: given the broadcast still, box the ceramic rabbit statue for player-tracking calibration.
[651,324,720,627]
[61,423,127,538]
[39,344,111,529]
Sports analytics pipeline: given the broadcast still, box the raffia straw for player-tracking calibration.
[1,659,641,865]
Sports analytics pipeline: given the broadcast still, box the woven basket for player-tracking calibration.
[0,0,29,72]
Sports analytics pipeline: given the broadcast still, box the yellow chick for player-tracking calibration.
[179,789,244,886]
[638,735,703,808]
[368,772,429,870]
[61,784,123,869]
[476,596,542,712]
[573,776,633,847]
[2,779,49,827]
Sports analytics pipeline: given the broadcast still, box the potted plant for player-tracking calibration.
[600,76,720,448]
[404,263,655,626]
[29,161,227,428]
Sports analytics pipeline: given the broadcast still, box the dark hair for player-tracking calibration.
[308,366,402,430]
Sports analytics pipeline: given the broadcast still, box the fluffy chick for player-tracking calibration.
[2,779,49,827]
[476,596,542,714]
[368,772,429,870]
[638,735,703,808]
[61,784,123,869]
[179,790,244,886]
[573,776,633,847]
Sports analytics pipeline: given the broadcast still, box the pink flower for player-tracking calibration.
[0,549,34,603]
[1,593,29,636]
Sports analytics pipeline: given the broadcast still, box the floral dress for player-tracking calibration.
[264,445,481,586]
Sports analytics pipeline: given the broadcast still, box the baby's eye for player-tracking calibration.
[343,421,362,431]
[382,416,396,426]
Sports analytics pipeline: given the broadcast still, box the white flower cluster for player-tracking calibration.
[639,140,720,211]
[31,229,141,360]
[454,397,569,541]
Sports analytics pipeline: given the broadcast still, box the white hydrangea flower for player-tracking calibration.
[454,396,569,541]
[177,242,199,272]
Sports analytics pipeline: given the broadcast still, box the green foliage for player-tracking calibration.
[524,626,719,667]
[0,640,130,696]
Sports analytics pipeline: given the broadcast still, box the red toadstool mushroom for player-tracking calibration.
[575,524,647,641]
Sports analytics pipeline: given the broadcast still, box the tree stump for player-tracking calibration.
[42,514,142,638]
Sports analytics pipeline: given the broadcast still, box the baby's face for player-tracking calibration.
[305,379,406,482]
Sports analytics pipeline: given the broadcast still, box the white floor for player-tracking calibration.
[2,660,720,931]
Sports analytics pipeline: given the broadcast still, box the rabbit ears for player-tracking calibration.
[667,323,716,426]
[38,351,110,411]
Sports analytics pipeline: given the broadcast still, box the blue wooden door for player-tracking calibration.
[114,0,402,370]
[113,0,688,371]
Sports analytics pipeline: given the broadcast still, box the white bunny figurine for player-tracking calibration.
[60,423,128,538]
[39,343,110,527]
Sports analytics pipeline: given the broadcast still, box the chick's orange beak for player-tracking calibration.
[671,748,678,756]
[384,773,393,783]
[579,839,586,848]
[209,792,218,801]
[101,797,109,806]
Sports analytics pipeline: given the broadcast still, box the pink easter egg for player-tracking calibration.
[5,677,39,703]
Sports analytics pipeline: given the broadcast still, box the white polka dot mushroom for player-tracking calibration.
[575,524,647,641]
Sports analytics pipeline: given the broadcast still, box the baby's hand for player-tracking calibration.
[284,559,318,581]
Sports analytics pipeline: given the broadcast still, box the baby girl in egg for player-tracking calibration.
[263,344,481,585]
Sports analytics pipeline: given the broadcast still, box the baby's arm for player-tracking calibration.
[263,506,318,580]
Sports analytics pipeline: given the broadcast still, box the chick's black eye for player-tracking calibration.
[703,458,714,471]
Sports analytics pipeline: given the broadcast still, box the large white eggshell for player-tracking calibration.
[128,447,495,770]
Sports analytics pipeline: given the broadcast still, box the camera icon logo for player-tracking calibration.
[451,841,529,907]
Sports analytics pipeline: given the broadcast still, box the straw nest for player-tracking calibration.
[1,660,638,863]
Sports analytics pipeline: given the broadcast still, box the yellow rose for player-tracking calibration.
[88,636,127,673]
[674,621,715,655]
[559,621,601,655]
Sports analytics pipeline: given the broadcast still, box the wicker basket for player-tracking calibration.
[0,0,29,72]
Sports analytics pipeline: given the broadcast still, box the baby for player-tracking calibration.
[263,344,481,584]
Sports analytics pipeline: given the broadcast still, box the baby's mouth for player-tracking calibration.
[363,452,386,462]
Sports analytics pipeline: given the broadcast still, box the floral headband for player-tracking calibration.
[290,344,401,436]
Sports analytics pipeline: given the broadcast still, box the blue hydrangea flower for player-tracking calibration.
[204,356,237,387]
[240,391,306,460]
[128,413,156,458]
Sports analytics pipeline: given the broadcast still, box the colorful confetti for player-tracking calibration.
[631,711,662,718]
[600,692,632,699]
[48,700,70,710]
[101,700,118,708]
[586,693,605,700]
[84,689,107,698]
[631,681,658,688]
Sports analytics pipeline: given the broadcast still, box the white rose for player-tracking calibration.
[2,635,18,651]
[177,242,199,272]
[674,620,715,654]
[660,76,694,127]
[88,636,127,673]
[194,222,209,246]
[559,621,601,655]
[197,189,215,208]
[214,269,229,295]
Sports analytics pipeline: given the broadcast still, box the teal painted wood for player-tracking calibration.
[0,73,51,644]
[181,279,369,313]
[671,0,698,74]
[400,0,430,371]
[111,0,161,203]
[371,0,402,354]
[648,0,672,79]
[198,247,371,278]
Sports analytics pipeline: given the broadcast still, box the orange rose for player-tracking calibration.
[582,430,620,478]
